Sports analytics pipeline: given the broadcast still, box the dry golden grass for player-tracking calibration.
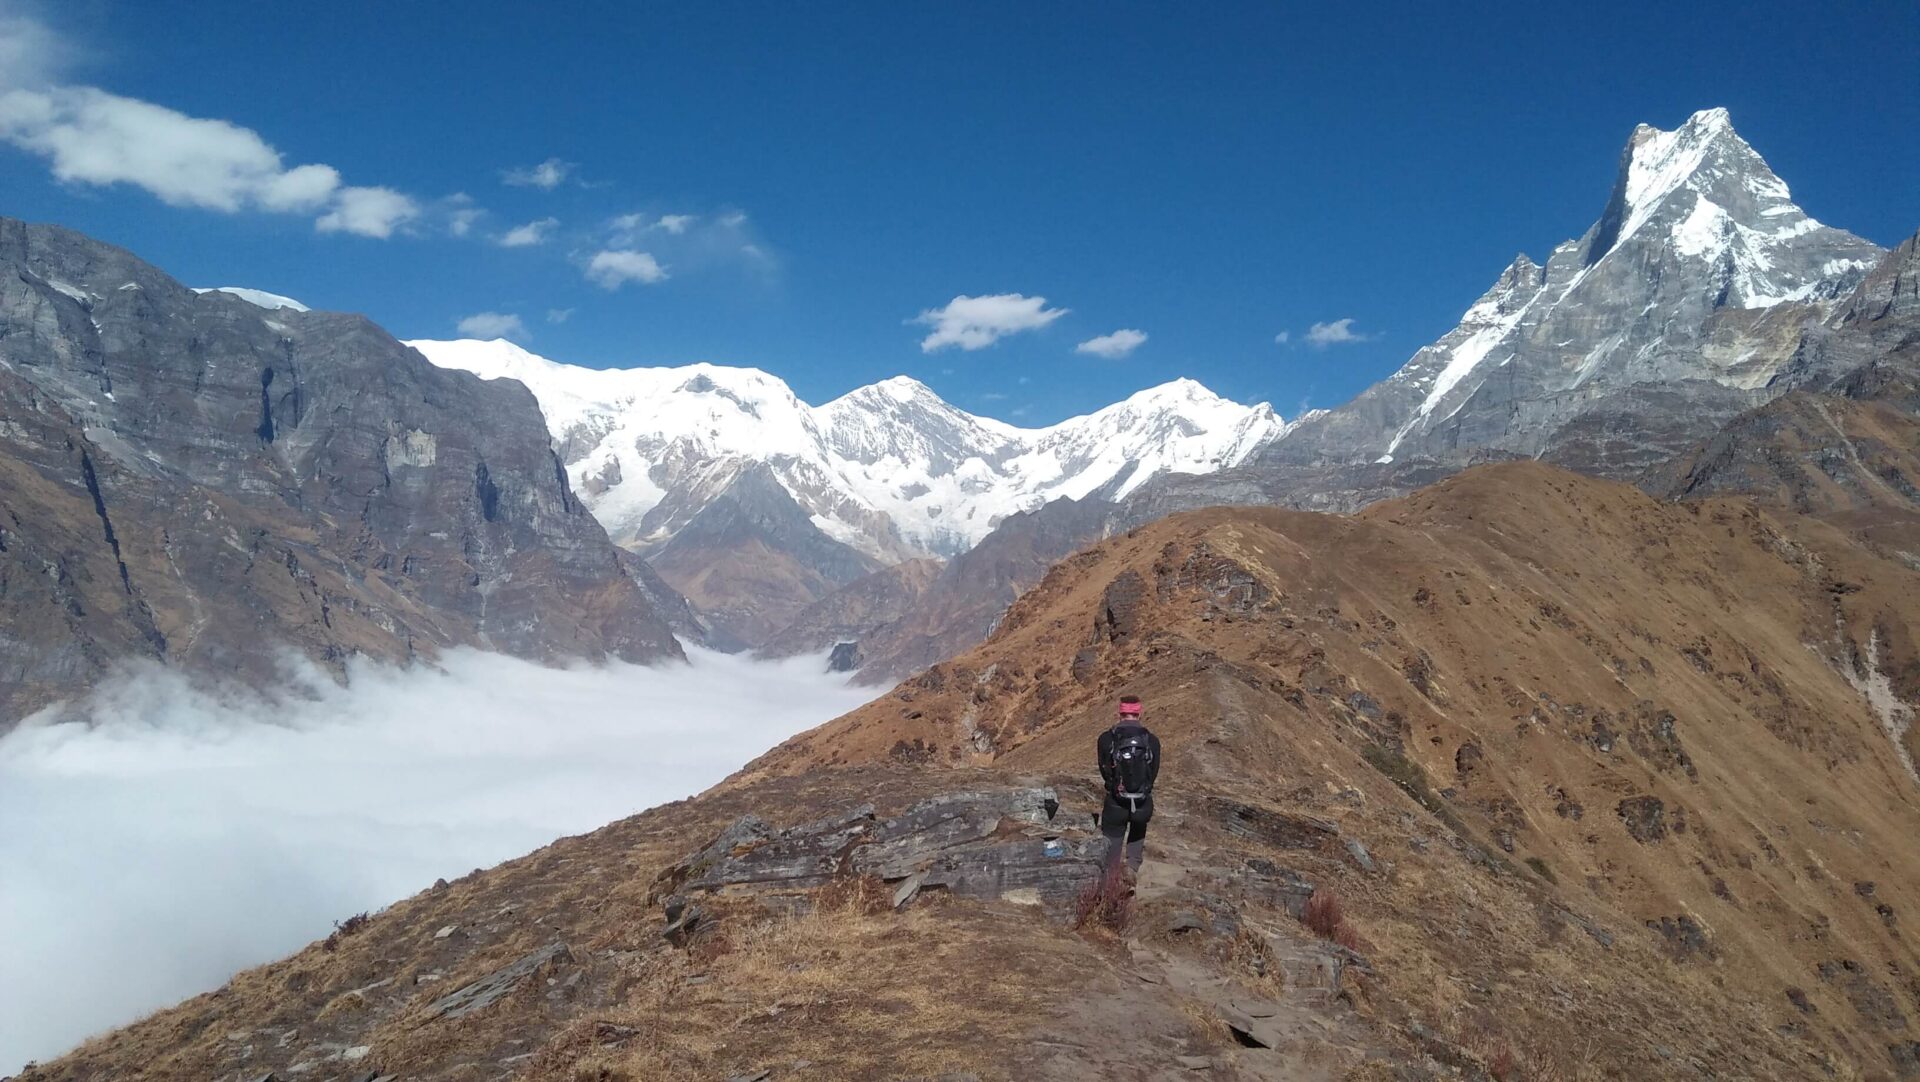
[522,885,1066,1082]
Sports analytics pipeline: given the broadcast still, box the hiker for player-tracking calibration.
[1098,694,1160,878]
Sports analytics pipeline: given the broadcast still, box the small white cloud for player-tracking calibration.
[546,307,575,324]
[980,391,1010,402]
[1273,330,1291,345]
[455,311,528,340]
[502,157,572,190]
[442,194,482,238]
[656,213,695,234]
[315,186,419,239]
[1075,328,1147,359]
[1305,318,1371,347]
[497,216,558,248]
[914,293,1067,353]
[586,249,668,289]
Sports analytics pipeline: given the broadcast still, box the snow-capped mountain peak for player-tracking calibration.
[1589,107,1867,309]
[1275,108,1885,471]
[410,338,1288,560]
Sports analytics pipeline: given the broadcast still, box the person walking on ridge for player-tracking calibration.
[1098,694,1160,879]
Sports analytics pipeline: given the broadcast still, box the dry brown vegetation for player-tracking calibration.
[24,461,1920,1080]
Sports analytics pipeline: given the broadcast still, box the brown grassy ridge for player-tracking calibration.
[735,461,1920,1079]
[23,460,1920,1080]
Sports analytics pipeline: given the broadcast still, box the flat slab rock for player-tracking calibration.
[664,787,1101,916]
[422,942,571,1020]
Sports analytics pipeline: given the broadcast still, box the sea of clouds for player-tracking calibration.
[0,646,876,1071]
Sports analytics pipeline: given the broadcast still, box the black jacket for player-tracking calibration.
[1097,721,1161,798]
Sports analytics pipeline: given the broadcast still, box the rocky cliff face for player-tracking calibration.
[1268,108,1884,476]
[0,219,683,726]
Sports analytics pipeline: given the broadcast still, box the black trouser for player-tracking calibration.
[1100,793,1152,875]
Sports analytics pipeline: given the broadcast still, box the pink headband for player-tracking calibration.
[1118,702,1142,717]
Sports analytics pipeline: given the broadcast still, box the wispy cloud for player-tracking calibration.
[1305,318,1373,347]
[497,216,558,247]
[1075,328,1147,359]
[446,194,482,238]
[599,209,771,280]
[0,11,427,238]
[455,311,528,340]
[914,293,1067,352]
[546,307,575,324]
[1273,330,1291,346]
[501,157,572,190]
[0,4,72,92]
[586,249,668,289]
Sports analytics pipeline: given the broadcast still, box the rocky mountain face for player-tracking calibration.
[778,494,1130,681]
[754,556,943,664]
[644,462,883,648]
[1268,108,1885,477]
[408,338,1289,563]
[48,460,1920,1081]
[0,218,683,726]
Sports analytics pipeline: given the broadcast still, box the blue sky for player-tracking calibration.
[3,1,1917,424]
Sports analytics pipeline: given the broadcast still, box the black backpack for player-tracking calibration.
[1109,725,1155,797]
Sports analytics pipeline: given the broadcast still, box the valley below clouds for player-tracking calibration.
[0,648,876,1071]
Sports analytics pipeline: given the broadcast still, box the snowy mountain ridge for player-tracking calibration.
[1268,107,1885,471]
[407,337,1291,559]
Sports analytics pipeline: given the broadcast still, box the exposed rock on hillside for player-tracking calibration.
[755,557,942,661]
[645,462,882,649]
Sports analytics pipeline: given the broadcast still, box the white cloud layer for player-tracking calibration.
[587,248,668,289]
[0,9,429,238]
[1075,328,1147,359]
[0,85,342,213]
[1305,318,1371,346]
[498,216,558,247]
[0,647,874,1072]
[455,311,528,339]
[915,293,1068,352]
[502,157,572,189]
